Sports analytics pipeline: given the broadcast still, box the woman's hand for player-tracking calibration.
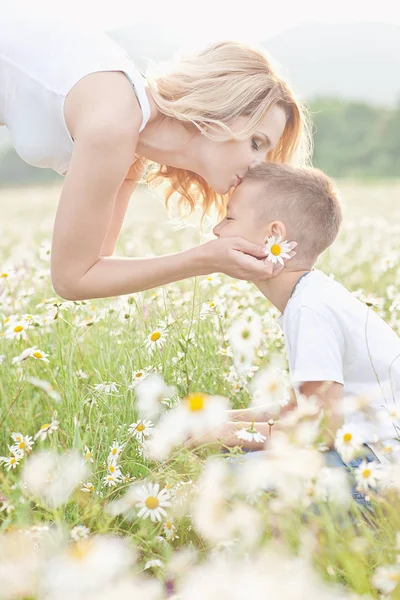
[200,237,296,282]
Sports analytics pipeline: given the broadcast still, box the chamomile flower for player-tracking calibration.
[264,235,292,266]
[71,525,90,541]
[372,565,400,594]
[163,517,178,540]
[5,321,30,341]
[334,424,363,462]
[12,346,49,364]
[102,465,123,488]
[135,482,171,523]
[34,420,60,441]
[0,447,24,470]
[128,419,154,440]
[354,459,381,492]
[127,368,151,389]
[92,382,120,395]
[26,377,62,403]
[81,482,95,493]
[10,432,34,456]
[235,426,267,444]
[108,441,125,463]
[82,446,94,463]
[145,328,167,353]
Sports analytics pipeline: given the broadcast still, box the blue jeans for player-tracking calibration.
[222,444,379,509]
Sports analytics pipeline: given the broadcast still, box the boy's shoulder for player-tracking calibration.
[284,269,363,323]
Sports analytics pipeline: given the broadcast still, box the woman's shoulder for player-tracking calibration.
[64,70,144,142]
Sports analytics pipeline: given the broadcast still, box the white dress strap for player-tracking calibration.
[123,65,151,133]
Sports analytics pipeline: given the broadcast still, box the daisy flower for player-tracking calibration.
[102,466,123,488]
[235,426,266,444]
[135,482,171,523]
[34,420,60,441]
[228,314,262,353]
[81,482,95,493]
[5,321,30,341]
[144,559,163,570]
[92,382,120,395]
[372,565,400,594]
[264,235,292,266]
[200,274,222,288]
[334,424,364,462]
[354,459,381,492]
[128,419,154,440]
[163,518,177,540]
[12,347,48,364]
[135,372,176,420]
[127,368,151,389]
[83,446,94,463]
[144,328,167,353]
[0,448,24,470]
[10,432,34,455]
[71,525,90,541]
[27,377,62,403]
[108,441,125,463]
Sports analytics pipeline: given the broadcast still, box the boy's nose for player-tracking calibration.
[213,223,221,238]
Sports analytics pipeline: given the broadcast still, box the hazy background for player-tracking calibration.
[1,0,400,185]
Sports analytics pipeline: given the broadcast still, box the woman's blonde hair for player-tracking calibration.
[138,40,313,220]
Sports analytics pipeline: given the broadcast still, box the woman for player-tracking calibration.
[0,16,312,301]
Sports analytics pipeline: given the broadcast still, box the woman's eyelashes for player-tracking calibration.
[251,138,260,151]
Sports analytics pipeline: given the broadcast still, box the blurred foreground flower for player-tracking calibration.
[21,449,90,509]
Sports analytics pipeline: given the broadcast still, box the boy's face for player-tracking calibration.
[213,180,267,244]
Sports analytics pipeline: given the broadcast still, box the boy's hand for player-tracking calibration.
[184,422,235,450]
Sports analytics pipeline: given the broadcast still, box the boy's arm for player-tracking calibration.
[187,381,344,451]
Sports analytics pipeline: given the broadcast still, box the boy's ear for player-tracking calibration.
[265,220,287,242]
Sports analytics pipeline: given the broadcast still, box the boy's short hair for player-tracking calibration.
[245,163,342,266]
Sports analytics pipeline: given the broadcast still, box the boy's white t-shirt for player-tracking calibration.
[278,269,400,461]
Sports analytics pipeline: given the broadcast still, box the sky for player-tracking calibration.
[5,0,400,42]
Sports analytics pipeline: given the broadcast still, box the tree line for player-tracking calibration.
[0,97,399,185]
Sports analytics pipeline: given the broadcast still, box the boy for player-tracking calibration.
[192,163,400,462]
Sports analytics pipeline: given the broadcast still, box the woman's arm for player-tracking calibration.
[99,177,138,257]
[51,84,291,300]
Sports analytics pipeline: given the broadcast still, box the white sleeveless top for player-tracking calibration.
[0,16,151,176]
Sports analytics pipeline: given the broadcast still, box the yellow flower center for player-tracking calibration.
[145,496,160,510]
[135,372,143,378]
[18,442,25,449]
[150,331,161,342]
[33,352,43,359]
[136,424,145,432]
[10,457,16,464]
[209,302,215,308]
[186,392,206,412]
[85,452,92,460]
[271,244,281,256]
[109,465,115,473]
[343,433,352,443]
[389,572,400,582]
[166,521,173,529]
[362,469,371,479]
[112,448,117,455]
[268,381,279,393]
[14,325,24,333]
[41,423,50,430]
[1,272,8,278]
[68,539,92,561]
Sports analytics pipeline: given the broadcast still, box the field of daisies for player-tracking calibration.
[1,180,400,600]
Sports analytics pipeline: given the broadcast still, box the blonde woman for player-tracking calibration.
[0,16,312,301]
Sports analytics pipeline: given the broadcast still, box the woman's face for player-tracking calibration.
[196,104,287,194]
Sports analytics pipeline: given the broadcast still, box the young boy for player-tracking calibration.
[195,163,400,462]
